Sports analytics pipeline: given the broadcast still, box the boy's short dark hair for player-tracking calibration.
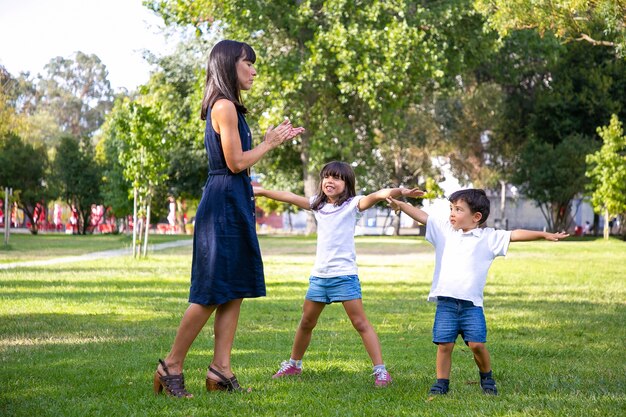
[448,189,490,225]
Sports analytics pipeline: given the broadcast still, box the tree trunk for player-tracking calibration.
[143,196,152,257]
[300,134,317,235]
[132,187,138,257]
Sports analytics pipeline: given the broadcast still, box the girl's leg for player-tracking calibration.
[467,342,491,373]
[290,300,326,360]
[436,342,455,379]
[342,299,383,365]
[161,303,217,375]
[208,298,243,379]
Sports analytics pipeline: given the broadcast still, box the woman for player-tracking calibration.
[153,40,304,397]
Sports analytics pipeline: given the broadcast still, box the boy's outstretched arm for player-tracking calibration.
[358,188,424,211]
[510,230,570,242]
[253,187,311,210]
[386,196,429,225]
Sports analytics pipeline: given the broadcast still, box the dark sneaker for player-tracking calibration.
[429,380,449,395]
[480,376,498,395]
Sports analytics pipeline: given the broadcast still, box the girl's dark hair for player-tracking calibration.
[200,40,256,120]
[448,189,490,225]
[310,161,357,210]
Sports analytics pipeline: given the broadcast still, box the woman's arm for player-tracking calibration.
[386,197,429,225]
[510,230,569,242]
[213,99,304,173]
[253,187,311,210]
[358,188,424,211]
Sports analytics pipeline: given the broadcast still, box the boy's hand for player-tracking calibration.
[400,188,425,198]
[545,231,570,241]
[386,197,402,213]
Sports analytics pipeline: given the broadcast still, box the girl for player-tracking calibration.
[254,161,423,387]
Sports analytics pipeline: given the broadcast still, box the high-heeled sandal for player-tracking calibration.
[153,359,193,398]
[206,366,250,392]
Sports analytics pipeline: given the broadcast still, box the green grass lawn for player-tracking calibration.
[0,235,624,416]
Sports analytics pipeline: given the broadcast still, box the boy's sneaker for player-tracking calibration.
[272,361,302,378]
[480,376,498,395]
[373,368,392,387]
[429,380,449,395]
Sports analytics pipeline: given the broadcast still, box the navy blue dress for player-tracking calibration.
[188,110,265,306]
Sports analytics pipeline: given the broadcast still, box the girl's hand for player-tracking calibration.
[252,186,265,196]
[545,231,570,241]
[400,188,425,198]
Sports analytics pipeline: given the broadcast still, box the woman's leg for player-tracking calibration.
[208,298,243,379]
[160,303,216,375]
[290,300,326,360]
[342,299,383,365]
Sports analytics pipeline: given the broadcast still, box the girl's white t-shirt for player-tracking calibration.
[309,195,364,278]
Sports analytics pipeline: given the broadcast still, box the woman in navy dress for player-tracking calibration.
[154,40,304,397]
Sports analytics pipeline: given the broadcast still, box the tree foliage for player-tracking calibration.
[0,132,52,234]
[585,114,626,238]
[474,0,626,57]
[53,135,102,234]
[513,134,596,231]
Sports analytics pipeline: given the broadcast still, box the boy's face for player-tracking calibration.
[449,199,482,231]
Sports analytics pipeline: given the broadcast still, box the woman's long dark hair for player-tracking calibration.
[200,40,256,120]
[310,161,357,210]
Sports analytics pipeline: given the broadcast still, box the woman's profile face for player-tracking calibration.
[236,56,257,91]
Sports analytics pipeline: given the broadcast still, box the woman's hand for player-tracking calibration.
[264,118,305,149]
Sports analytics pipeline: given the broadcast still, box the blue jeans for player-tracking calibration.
[433,297,487,344]
[305,275,362,304]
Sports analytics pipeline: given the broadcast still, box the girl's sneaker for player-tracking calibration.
[272,361,302,378]
[373,368,392,387]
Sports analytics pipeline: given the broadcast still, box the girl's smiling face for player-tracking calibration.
[321,174,346,204]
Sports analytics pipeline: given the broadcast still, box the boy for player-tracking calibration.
[387,189,568,396]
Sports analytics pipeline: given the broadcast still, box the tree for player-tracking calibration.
[25,52,114,139]
[53,135,102,234]
[513,134,596,232]
[105,97,169,257]
[474,0,626,57]
[0,132,52,234]
[146,0,493,232]
[586,114,626,239]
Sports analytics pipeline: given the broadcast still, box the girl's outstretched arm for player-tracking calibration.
[386,197,429,225]
[510,230,569,242]
[253,187,311,210]
[358,188,424,211]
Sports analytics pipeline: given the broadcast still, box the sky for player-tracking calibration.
[0,0,175,91]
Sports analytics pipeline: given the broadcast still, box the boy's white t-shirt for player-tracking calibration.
[309,195,364,278]
[425,216,511,307]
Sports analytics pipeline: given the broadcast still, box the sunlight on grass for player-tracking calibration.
[0,235,624,416]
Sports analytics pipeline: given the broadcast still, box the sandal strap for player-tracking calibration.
[157,359,191,397]
[208,366,244,392]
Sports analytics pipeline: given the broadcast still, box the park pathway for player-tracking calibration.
[0,239,193,270]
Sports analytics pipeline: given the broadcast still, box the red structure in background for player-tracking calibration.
[251,179,283,229]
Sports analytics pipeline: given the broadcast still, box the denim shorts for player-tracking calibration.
[432,297,487,344]
[305,275,362,304]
